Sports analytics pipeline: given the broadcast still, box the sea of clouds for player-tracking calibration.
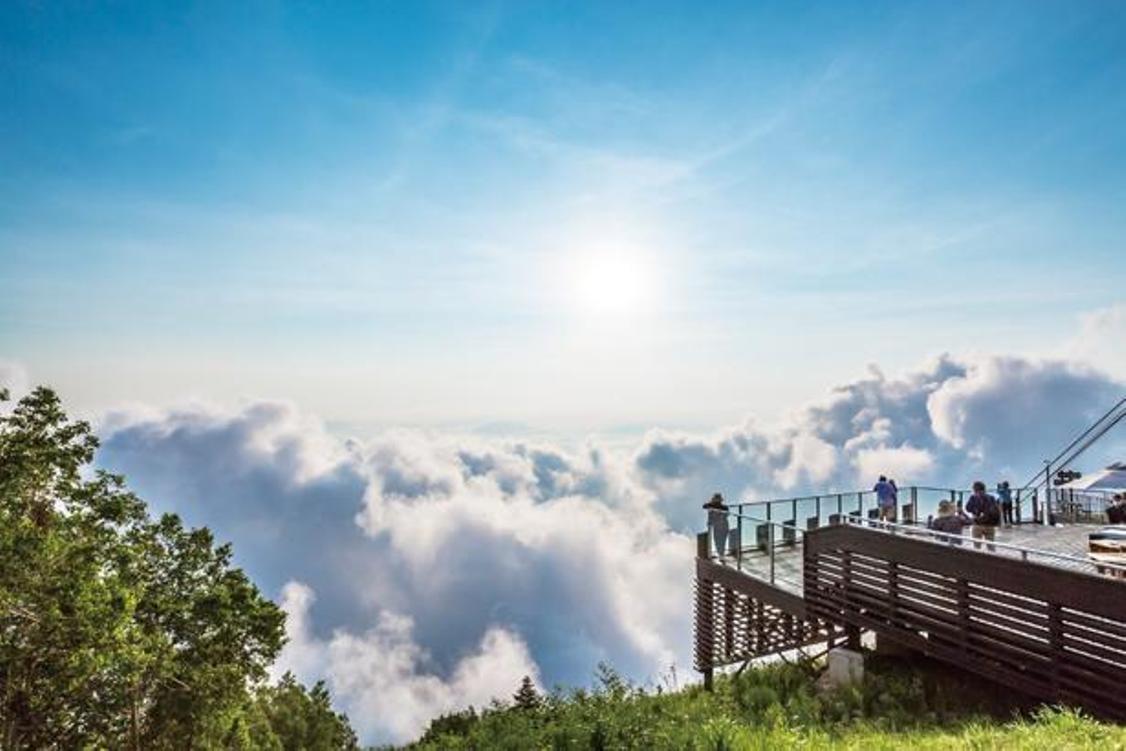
[4,304,1124,745]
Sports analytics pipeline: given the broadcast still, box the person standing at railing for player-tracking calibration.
[997,481,1014,526]
[966,481,1001,551]
[703,493,730,560]
[874,475,896,522]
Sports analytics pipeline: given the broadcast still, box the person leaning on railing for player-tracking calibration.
[927,500,971,544]
[703,492,730,559]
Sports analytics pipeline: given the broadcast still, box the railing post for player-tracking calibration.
[888,560,900,627]
[1048,603,1063,697]
[956,577,970,656]
[724,586,735,659]
[736,515,743,572]
[769,524,775,585]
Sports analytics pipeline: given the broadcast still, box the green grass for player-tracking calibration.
[408,657,1126,750]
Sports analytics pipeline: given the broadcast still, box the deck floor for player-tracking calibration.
[722,522,1111,596]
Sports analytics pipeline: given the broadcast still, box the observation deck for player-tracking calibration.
[694,486,1126,720]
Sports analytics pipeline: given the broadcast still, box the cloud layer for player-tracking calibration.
[69,334,1124,744]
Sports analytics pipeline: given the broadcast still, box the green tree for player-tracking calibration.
[0,387,287,749]
[512,676,542,711]
[250,672,359,751]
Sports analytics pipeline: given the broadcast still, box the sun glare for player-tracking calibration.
[571,247,656,317]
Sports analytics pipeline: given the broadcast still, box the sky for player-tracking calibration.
[3,2,1126,744]
[3,1,1125,432]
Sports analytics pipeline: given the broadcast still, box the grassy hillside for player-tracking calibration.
[410,657,1125,750]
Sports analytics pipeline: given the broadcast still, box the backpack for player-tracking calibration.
[978,494,1001,526]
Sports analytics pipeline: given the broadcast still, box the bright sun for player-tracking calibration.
[571,248,656,317]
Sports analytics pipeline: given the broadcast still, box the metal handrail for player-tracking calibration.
[845,516,1126,575]
[707,505,1126,588]
[734,485,1048,528]
[728,512,807,588]
[731,512,808,531]
[738,486,952,507]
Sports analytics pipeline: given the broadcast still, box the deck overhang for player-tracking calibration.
[695,519,1126,720]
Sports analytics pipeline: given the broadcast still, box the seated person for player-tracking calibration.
[1108,494,1126,525]
[928,500,971,542]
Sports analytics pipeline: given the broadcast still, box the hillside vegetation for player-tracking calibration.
[412,659,1126,750]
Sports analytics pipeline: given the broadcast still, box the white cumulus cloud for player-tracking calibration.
[88,329,1124,744]
[274,581,540,743]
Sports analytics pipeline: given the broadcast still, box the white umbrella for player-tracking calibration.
[1061,462,1126,492]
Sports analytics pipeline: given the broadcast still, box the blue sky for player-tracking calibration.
[2,1,1125,431]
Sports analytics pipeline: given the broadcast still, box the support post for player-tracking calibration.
[695,532,715,692]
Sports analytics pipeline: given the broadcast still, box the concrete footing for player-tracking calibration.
[821,647,864,689]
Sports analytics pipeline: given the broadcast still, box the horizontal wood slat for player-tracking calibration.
[802,524,1126,721]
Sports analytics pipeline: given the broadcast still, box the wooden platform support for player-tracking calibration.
[802,524,1126,720]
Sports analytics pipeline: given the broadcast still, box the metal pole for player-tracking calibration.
[736,514,743,571]
[1044,461,1051,526]
[769,524,775,585]
[767,502,774,584]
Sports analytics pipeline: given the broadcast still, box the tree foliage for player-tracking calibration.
[0,387,358,749]
[245,672,360,751]
[512,676,541,711]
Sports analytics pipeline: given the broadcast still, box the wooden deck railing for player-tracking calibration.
[803,524,1126,719]
[693,533,843,686]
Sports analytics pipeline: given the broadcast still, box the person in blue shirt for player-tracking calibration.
[997,481,1014,525]
[874,475,896,522]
